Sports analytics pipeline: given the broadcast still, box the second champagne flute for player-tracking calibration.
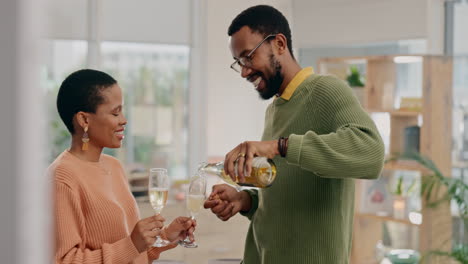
[148,168,170,247]
[179,173,207,248]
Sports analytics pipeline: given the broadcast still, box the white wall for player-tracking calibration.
[292,0,444,53]
[43,0,88,39]
[0,0,49,263]
[101,0,190,44]
[203,0,293,158]
[425,0,445,54]
[44,0,190,44]
[454,3,468,54]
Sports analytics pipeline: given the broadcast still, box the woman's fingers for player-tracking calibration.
[187,226,195,241]
[148,219,164,231]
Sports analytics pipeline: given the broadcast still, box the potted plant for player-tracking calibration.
[346,65,365,105]
[392,174,416,219]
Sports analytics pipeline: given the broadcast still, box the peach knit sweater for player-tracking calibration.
[49,151,167,264]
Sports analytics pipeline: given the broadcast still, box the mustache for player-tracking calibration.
[247,73,264,83]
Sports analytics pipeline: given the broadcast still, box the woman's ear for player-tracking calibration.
[75,111,90,131]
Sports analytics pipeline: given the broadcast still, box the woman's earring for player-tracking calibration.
[82,126,89,151]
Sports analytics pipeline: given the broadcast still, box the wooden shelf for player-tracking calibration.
[366,109,421,117]
[317,54,426,63]
[389,110,421,117]
[384,160,429,173]
[355,213,421,226]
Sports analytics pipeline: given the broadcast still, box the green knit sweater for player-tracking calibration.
[241,74,385,264]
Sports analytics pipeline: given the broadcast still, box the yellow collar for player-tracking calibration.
[279,67,314,100]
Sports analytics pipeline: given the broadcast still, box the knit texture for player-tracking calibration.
[241,74,385,264]
[49,151,167,264]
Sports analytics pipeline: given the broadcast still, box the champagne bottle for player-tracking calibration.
[199,157,277,188]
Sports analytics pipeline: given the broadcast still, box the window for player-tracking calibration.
[42,40,87,162]
[101,42,190,179]
[43,40,190,180]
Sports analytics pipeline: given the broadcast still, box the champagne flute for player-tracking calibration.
[148,168,170,247]
[179,173,207,248]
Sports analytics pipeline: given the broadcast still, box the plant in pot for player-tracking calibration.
[346,65,365,105]
[392,174,417,219]
[387,152,468,264]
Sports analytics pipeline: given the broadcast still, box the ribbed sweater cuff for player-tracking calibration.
[147,244,177,261]
[286,134,304,166]
[103,236,140,264]
[239,189,258,220]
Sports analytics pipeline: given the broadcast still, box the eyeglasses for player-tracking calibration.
[230,34,277,73]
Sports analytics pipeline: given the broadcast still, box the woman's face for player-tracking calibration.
[87,84,127,149]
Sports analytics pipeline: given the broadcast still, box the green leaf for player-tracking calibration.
[346,65,365,87]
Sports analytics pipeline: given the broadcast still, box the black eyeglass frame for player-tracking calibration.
[230,34,277,73]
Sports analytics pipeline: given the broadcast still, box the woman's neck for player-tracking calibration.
[69,136,103,162]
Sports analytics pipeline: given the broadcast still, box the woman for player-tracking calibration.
[48,69,195,263]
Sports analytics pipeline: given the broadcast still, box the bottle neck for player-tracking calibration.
[200,162,224,176]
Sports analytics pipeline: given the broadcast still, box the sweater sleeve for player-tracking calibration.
[239,189,259,220]
[146,244,177,261]
[286,75,385,179]
[55,179,141,264]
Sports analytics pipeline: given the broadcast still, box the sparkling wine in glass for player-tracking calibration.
[148,168,170,247]
[179,173,207,248]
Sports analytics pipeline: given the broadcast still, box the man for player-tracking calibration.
[204,5,385,264]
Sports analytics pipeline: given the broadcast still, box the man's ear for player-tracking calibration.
[274,34,288,55]
[75,111,90,130]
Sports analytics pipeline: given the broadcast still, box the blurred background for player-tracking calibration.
[1,0,467,263]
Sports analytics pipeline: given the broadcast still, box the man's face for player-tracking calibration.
[229,26,284,100]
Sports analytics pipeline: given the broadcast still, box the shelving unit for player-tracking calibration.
[383,159,430,173]
[355,213,421,226]
[317,55,453,264]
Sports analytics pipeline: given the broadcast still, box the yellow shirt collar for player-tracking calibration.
[279,67,314,100]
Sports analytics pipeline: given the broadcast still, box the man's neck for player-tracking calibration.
[277,61,302,96]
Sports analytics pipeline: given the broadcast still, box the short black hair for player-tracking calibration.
[228,5,294,59]
[56,69,117,134]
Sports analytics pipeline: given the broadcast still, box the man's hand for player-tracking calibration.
[224,140,278,183]
[203,184,251,221]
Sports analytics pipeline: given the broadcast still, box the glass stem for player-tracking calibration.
[184,216,195,241]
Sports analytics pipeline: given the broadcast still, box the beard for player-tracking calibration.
[258,54,284,100]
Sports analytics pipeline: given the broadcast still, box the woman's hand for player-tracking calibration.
[130,214,165,253]
[162,216,197,243]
